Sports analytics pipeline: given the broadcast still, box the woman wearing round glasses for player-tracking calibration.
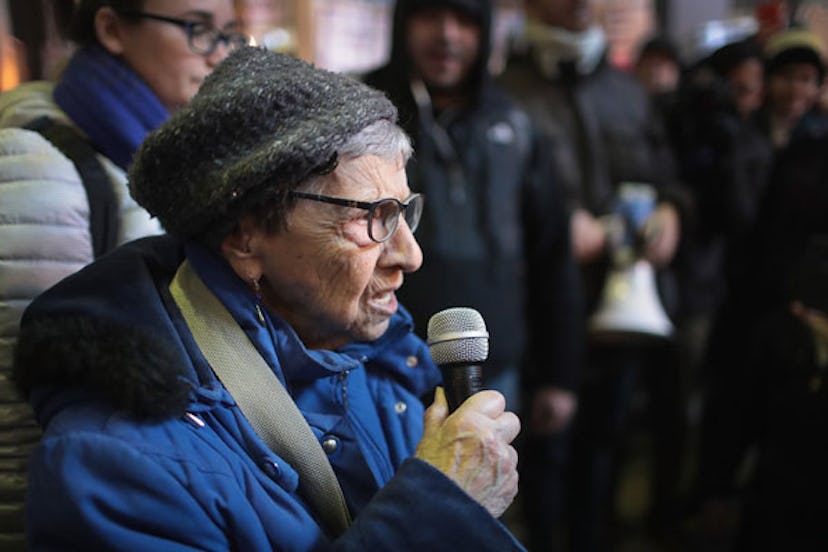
[0,1,241,546]
[13,47,523,550]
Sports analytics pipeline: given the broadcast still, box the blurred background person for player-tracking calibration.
[498,0,689,549]
[0,1,241,548]
[362,1,584,542]
[710,40,768,121]
[668,37,772,361]
[634,35,683,97]
[695,234,828,552]
[742,108,828,334]
[664,38,774,526]
[633,33,684,127]
[757,28,828,151]
[633,34,684,163]
[697,30,828,472]
[691,24,828,541]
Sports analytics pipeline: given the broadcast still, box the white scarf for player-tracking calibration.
[524,20,608,79]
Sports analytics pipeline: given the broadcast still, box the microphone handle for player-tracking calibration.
[440,363,483,413]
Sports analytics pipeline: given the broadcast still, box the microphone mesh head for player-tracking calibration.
[427,307,489,365]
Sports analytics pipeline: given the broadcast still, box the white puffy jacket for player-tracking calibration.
[0,81,162,548]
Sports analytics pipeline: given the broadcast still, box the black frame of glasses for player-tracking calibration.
[289,191,424,243]
[116,10,247,56]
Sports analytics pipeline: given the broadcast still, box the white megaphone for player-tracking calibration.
[588,183,674,342]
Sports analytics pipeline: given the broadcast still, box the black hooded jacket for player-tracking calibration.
[363,0,583,391]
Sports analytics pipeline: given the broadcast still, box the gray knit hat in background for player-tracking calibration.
[128,46,398,240]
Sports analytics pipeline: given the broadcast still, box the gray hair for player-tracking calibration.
[300,119,412,194]
[340,118,412,162]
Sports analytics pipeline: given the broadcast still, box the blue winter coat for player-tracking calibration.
[13,236,524,551]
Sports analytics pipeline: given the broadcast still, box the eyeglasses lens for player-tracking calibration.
[190,29,246,55]
[369,196,423,242]
[371,200,399,242]
[405,195,423,233]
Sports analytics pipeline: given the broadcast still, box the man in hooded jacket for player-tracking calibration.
[363,0,584,542]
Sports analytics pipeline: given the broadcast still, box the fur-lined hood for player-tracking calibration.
[14,236,196,423]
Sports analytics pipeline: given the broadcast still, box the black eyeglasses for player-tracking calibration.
[116,10,247,56]
[289,191,424,243]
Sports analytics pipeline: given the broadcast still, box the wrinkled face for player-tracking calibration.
[225,155,423,350]
[108,0,239,112]
[727,57,764,119]
[405,6,481,92]
[767,62,821,121]
[530,0,594,32]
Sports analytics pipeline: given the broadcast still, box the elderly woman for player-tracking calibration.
[13,47,522,550]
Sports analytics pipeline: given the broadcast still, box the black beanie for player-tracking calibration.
[637,35,683,69]
[708,40,763,78]
[128,46,398,240]
[408,0,486,22]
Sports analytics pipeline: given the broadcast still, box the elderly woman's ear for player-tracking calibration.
[221,215,263,282]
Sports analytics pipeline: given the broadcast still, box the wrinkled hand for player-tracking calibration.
[571,208,607,263]
[530,387,577,434]
[415,388,520,518]
[641,203,680,267]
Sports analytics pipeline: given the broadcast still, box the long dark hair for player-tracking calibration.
[8,0,76,78]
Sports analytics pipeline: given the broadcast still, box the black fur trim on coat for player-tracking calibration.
[14,315,192,421]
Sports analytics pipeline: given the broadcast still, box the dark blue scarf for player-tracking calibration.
[53,45,169,170]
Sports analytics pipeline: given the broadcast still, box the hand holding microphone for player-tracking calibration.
[414,307,521,518]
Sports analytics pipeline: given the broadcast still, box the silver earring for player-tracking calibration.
[251,277,265,324]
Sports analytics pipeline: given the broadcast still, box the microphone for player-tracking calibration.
[427,307,489,412]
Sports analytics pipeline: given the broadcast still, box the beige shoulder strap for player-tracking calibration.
[169,260,351,537]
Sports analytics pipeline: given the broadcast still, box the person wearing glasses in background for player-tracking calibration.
[0,1,242,548]
[12,46,524,550]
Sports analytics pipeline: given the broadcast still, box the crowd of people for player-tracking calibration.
[632,2,828,551]
[1,0,827,550]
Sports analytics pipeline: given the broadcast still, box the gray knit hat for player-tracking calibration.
[128,46,398,240]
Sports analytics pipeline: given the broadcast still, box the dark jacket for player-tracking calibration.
[364,0,583,391]
[498,47,687,316]
[13,236,524,550]
[666,66,773,317]
[740,133,828,316]
[698,307,828,552]
[755,107,828,155]
[697,135,828,549]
